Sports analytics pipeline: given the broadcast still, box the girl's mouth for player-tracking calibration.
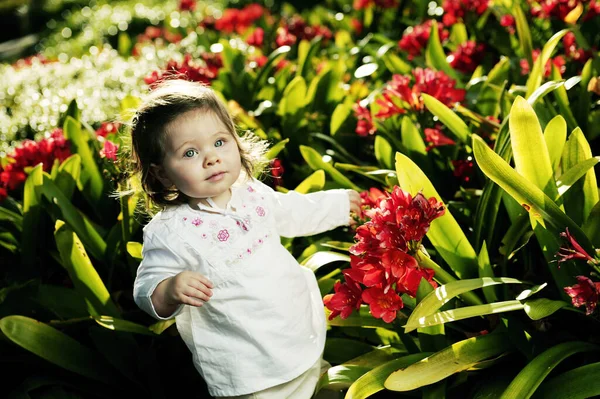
[207,172,226,181]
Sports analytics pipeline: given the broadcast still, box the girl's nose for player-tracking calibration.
[204,151,221,167]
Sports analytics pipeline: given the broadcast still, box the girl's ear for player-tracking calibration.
[150,163,173,188]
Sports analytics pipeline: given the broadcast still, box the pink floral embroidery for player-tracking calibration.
[202,233,208,239]
[247,248,252,254]
[183,217,188,221]
[256,206,265,217]
[258,238,263,244]
[192,217,203,226]
[248,186,255,192]
[236,220,249,231]
[217,229,230,242]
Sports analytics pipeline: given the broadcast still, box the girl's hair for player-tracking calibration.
[126,79,268,211]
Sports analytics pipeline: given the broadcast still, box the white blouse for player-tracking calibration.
[133,178,350,397]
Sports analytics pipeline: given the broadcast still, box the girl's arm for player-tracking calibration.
[252,179,359,238]
[135,229,213,319]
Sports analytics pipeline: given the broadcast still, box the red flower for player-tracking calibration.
[361,287,403,323]
[585,0,600,20]
[145,54,219,87]
[360,187,387,209]
[448,41,485,74]
[353,101,377,136]
[269,158,284,187]
[0,129,71,194]
[384,68,466,112]
[350,18,363,35]
[214,4,264,34]
[442,0,489,26]
[399,20,450,60]
[179,0,196,11]
[0,187,7,202]
[95,122,121,138]
[452,158,475,183]
[425,127,456,151]
[275,26,297,47]
[564,276,600,315]
[519,49,566,78]
[374,91,406,119]
[563,32,593,64]
[531,0,586,21]
[323,278,364,320]
[353,0,398,9]
[246,27,264,46]
[556,228,598,266]
[99,140,119,161]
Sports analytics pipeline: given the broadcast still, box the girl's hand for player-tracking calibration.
[158,271,214,308]
[346,189,362,225]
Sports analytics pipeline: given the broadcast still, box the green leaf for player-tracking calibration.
[525,29,569,98]
[408,300,526,331]
[416,279,446,352]
[40,173,107,260]
[478,242,498,303]
[562,127,599,225]
[331,103,353,136]
[345,353,431,399]
[63,117,104,207]
[93,316,156,336]
[534,362,600,399]
[298,37,322,79]
[550,68,580,130]
[523,298,569,320]
[301,251,350,272]
[500,341,600,399]
[35,284,88,319]
[543,116,567,173]
[405,277,525,332]
[0,204,23,229]
[53,154,81,200]
[422,93,471,143]
[323,338,376,366]
[117,32,132,56]
[395,152,478,279]
[513,5,534,74]
[583,201,600,247]
[126,241,142,262]
[54,220,119,317]
[265,138,289,160]
[21,165,43,271]
[472,134,591,249]
[556,157,600,198]
[425,20,460,80]
[148,319,176,335]
[0,315,119,384]
[385,333,513,391]
[374,136,393,170]
[450,22,468,45]
[509,96,558,199]
[253,45,291,98]
[279,76,308,116]
[295,170,326,194]
[300,146,361,190]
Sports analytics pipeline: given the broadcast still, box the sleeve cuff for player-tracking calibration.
[135,277,184,321]
[329,189,351,229]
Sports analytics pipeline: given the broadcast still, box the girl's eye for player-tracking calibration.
[184,149,197,158]
[215,139,224,148]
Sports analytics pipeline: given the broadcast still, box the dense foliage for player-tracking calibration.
[1,0,600,398]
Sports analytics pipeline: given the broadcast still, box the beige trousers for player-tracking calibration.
[220,356,331,399]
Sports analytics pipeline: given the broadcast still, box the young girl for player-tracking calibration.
[130,79,361,398]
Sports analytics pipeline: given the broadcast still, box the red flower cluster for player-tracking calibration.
[324,187,445,323]
[520,49,566,78]
[275,17,333,48]
[137,26,182,44]
[398,20,450,60]
[353,101,377,136]
[500,14,516,34]
[448,41,486,74]
[269,158,284,187]
[144,53,222,88]
[529,0,595,21]
[0,129,71,201]
[353,0,398,10]
[179,0,196,11]
[382,68,466,113]
[564,276,600,315]
[95,122,121,138]
[563,32,593,64]
[556,228,598,267]
[442,0,489,26]
[246,27,265,47]
[11,54,53,69]
[100,140,119,162]
[451,158,475,183]
[214,4,265,34]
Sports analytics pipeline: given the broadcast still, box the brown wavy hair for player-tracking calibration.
[126,79,268,212]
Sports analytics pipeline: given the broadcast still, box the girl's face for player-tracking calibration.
[155,109,242,208]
